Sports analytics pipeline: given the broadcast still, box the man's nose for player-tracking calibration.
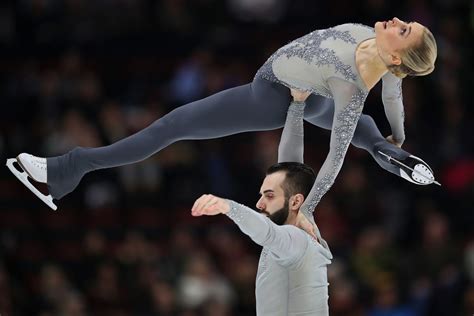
[256,198,265,210]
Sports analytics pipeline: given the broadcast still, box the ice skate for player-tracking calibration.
[6,153,57,210]
[378,151,441,186]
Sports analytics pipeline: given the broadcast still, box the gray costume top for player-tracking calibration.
[255,23,405,221]
[227,102,332,315]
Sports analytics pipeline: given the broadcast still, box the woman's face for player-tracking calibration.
[374,17,424,65]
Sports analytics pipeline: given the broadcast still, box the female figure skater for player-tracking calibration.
[7,18,439,210]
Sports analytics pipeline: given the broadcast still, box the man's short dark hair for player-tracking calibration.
[266,162,316,199]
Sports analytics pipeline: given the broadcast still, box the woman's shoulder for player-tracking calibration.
[331,23,375,34]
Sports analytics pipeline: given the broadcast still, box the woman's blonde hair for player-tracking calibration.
[388,27,437,78]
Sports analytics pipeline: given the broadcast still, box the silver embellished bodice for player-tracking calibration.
[255,23,375,97]
[257,24,406,222]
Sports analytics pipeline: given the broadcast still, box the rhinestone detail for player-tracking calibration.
[286,102,305,136]
[301,89,367,221]
[255,24,366,97]
[226,200,245,223]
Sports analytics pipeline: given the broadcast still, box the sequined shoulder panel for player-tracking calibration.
[255,23,374,97]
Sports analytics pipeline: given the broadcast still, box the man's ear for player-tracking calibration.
[390,54,402,65]
[289,193,305,210]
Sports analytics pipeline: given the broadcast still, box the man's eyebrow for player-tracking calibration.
[261,189,274,195]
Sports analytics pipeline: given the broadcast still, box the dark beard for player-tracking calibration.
[268,201,290,225]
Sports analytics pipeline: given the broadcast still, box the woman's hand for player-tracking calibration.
[386,135,403,148]
[295,212,317,239]
[290,89,311,102]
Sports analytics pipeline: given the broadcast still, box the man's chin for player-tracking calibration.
[268,208,289,226]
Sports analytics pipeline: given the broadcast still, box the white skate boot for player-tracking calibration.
[6,153,57,210]
[378,151,441,186]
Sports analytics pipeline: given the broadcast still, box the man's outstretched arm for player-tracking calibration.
[191,194,307,265]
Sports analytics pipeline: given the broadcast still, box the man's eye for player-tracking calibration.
[401,28,407,35]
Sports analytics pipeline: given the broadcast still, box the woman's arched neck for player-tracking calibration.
[355,38,389,91]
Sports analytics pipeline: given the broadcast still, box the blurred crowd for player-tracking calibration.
[0,0,472,315]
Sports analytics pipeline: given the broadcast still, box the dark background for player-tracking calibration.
[0,0,472,315]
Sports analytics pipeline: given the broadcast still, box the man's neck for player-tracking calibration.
[285,213,297,226]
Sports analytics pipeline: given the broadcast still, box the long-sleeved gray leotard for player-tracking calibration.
[46,23,410,201]
[226,200,332,316]
[256,23,405,143]
[257,23,406,220]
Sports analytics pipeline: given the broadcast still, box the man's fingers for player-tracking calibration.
[206,204,220,214]
[192,194,211,214]
[192,194,223,216]
[192,195,205,213]
[192,210,202,217]
[191,196,203,212]
[206,195,217,207]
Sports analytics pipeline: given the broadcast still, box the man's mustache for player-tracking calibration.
[257,209,270,216]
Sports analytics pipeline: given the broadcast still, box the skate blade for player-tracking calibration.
[378,151,441,186]
[6,158,57,210]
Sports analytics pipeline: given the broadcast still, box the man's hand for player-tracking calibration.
[290,89,311,102]
[386,135,403,148]
[191,194,230,216]
[295,212,317,239]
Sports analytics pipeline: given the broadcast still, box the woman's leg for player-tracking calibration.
[303,94,410,177]
[47,79,291,199]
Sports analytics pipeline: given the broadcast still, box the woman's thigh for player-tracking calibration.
[159,79,292,139]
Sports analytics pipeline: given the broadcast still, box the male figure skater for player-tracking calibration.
[192,90,332,315]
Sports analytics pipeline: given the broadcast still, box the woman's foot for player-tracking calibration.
[17,153,48,183]
[378,151,440,186]
[6,153,57,210]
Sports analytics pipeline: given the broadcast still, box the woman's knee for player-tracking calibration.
[358,114,377,130]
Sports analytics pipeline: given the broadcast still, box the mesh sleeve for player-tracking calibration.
[300,78,367,223]
[382,72,405,144]
[226,200,307,265]
[278,101,306,163]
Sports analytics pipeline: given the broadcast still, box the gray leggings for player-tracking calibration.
[47,79,409,199]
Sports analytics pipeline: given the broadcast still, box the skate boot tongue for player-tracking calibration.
[17,153,47,183]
